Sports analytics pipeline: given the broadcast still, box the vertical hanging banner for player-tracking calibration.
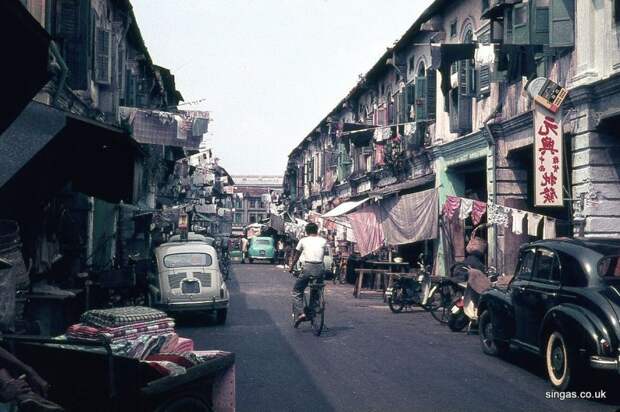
[534,106,563,207]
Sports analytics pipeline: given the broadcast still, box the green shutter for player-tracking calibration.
[58,0,91,89]
[458,60,474,97]
[458,91,472,134]
[512,2,530,44]
[550,0,574,48]
[398,92,407,123]
[533,4,550,45]
[415,76,427,122]
[406,83,415,120]
[504,6,513,44]
[449,89,459,133]
[477,65,491,98]
[426,69,437,121]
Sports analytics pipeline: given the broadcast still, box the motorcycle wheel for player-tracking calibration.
[388,286,406,313]
[448,308,469,332]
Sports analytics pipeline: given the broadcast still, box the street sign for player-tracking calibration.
[534,106,563,207]
[526,77,568,113]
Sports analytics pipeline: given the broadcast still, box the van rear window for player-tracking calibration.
[164,253,212,268]
[255,239,272,246]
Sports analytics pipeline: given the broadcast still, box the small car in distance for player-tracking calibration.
[478,238,620,390]
[148,240,229,324]
[247,236,276,264]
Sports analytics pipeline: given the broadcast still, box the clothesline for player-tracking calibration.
[442,195,567,238]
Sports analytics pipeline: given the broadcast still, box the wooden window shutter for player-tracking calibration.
[533,2,550,45]
[58,0,90,89]
[449,89,459,133]
[406,83,415,120]
[476,65,491,98]
[549,0,574,48]
[512,2,530,44]
[397,92,407,123]
[95,27,112,84]
[504,6,514,44]
[415,75,427,122]
[458,90,472,134]
[426,69,437,121]
[458,60,474,97]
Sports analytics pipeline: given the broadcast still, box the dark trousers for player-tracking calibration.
[292,263,323,315]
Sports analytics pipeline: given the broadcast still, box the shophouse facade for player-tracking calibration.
[283,0,620,277]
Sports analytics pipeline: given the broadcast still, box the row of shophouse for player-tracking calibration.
[283,0,620,277]
[0,0,233,332]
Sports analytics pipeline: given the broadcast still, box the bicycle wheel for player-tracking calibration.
[388,286,406,313]
[310,288,325,336]
[428,283,456,324]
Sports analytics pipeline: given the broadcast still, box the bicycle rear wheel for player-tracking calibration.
[310,288,325,336]
[428,283,456,324]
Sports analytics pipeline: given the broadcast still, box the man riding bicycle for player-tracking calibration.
[289,223,327,322]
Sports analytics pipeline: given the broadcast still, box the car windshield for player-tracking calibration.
[164,253,212,268]
[598,255,620,279]
[255,239,271,246]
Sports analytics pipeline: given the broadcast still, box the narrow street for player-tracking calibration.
[178,264,619,412]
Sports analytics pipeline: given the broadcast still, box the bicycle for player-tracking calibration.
[291,268,326,336]
[424,276,462,324]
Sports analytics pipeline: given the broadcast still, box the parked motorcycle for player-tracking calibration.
[447,266,500,332]
[387,254,430,313]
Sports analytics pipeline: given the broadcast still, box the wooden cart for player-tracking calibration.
[3,335,235,412]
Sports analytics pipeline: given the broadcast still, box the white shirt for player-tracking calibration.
[295,236,327,263]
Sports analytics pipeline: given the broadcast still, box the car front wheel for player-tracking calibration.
[545,330,581,390]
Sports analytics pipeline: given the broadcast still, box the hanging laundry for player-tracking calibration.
[471,201,487,225]
[459,198,474,221]
[474,44,495,66]
[511,210,526,235]
[403,122,415,136]
[543,217,557,239]
[373,128,383,142]
[487,203,509,227]
[527,213,543,236]
[442,196,461,220]
[374,144,385,166]
[382,127,393,141]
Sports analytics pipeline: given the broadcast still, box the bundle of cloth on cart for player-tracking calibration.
[61,306,204,377]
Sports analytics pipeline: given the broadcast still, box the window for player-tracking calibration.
[57,0,92,90]
[616,0,620,24]
[516,249,536,281]
[414,63,437,123]
[532,249,560,283]
[504,0,573,48]
[95,26,112,84]
[557,251,587,287]
[164,253,212,268]
[450,20,458,37]
[598,256,620,278]
[449,31,474,134]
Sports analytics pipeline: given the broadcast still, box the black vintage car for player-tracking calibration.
[478,238,620,390]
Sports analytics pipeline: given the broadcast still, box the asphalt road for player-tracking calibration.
[177,263,620,412]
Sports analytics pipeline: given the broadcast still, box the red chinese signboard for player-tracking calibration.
[534,107,563,207]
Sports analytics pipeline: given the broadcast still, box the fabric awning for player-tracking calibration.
[0,0,51,134]
[322,198,370,218]
[0,102,141,214]
[368,174,435,198]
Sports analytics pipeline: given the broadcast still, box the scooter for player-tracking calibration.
[447,266,499,332]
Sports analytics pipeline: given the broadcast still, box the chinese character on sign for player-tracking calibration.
[534,107,563,207]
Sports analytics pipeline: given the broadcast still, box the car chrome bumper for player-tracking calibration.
[590,355,620,371]
[159,299,229,312]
